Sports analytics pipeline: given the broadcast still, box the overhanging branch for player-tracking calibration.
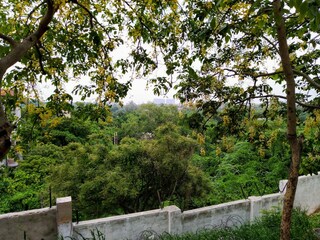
[224,68,320,91]
[70,0,104,30]
[0,33,17,48]
[261,35,280,55]
[293,69,320,90]
[26,1,46,25]
[223,68,283,78]
[239,94,320,110]
[0,0,55,79]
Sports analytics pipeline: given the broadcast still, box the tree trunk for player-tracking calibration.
[0,100,13,159]
[0,1,56,159]
[273,1,302,240]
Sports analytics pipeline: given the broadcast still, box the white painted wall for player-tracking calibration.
[280,172,320,214]
[0,207,57,240]
[0,173,320,240]
[73,207,172,239]
[72,197,284,239]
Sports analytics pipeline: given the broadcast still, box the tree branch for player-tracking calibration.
[26,1,46,25]
[0,0,55,80]
[293,69,320,90]
[226,68,320,91]
[238,94,320,110]
[33,0,56,39]
[70,0,94,28]
[70,0,105,30]
[261,35,280,55]
[123,0,167,49]
[223,68,283,78]
[0,33,17,48]
[35,43,47,75]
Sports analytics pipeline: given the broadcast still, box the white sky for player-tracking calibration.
[36,38,317,105]
[38,75,177,104]
[37,39,179,104]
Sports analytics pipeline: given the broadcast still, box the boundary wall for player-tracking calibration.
[280,173,320,214]
[0,207,57,240]
[0,173,319,239]
[72,194,281,239]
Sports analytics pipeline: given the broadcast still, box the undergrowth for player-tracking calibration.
[310,211,320,229]
[157,209,317,240]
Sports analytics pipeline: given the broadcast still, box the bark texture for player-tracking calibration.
[273,1,302,240]
[0,103,13,159]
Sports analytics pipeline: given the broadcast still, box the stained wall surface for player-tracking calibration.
[0,207,57,240]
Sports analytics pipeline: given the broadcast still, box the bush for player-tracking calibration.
[157,208,317,240]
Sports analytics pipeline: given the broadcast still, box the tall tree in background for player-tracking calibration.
[1,0,320,238]
[124,1,319,239]
[0,0,191,159]
[0,0,172,158]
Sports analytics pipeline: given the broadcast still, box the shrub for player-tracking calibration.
[158,208,317,240]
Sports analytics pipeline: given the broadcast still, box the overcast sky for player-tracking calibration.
[38,76,176,105]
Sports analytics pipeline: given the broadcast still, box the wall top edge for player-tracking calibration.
[182,199,250,215]
[260,193,282,199]
[280,172,320,182]
[0,206,56,219]
[74,207,167,226]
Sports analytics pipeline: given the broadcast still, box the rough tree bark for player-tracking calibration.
[0,102,13,158]
[0,0,56,159]
[273,1,303,240]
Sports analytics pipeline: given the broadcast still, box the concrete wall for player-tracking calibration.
[280,172,320,214]
[0,207,57,240]
[0,173,319,240]
[0,197,72,240]
[182,199,251,233]
[72,197,284,240]
[248,193,283,221]
[73,206,177,240]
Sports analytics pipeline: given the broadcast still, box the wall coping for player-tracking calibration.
[0,206,56,219]
[74,208,167,227]
[183,199,250,215]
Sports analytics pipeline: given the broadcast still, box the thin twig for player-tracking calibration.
[293,69,320,90]
[238,94,320,109]
[261,35,280,55]
[26,1,46,25]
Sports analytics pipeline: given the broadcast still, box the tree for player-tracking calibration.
[0,0,148,158]
[0,0,191,159]
[0,143,63,213]
[118,103,180,139]
[122,1,319,239]
[273,1,301,238]
[2,1,319,237]
[49,124,211,219]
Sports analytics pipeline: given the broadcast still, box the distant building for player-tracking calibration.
[165,99,175,105]
[153,98,176,105]
[153,98,166,105]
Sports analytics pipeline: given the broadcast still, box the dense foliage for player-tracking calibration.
[1,103,319,221]
[1,2,319,238]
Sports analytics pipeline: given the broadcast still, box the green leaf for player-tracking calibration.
[295,0,303,8]
[299,1,308,19]
[188,67,198,79]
